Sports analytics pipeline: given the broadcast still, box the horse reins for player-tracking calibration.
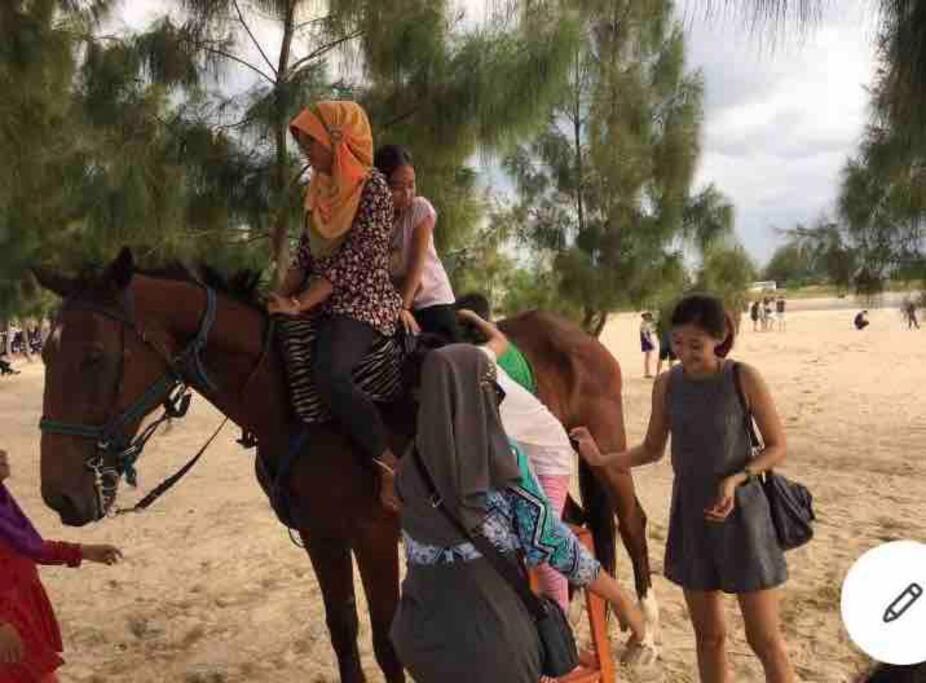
[39,285,273,519]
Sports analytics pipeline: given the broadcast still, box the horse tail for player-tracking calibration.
[578,457,617,576]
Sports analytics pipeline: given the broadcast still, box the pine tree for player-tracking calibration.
[496,0,704,335]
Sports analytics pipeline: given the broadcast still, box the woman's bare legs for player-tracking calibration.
[737,589,795,683]
[684,589,731,683]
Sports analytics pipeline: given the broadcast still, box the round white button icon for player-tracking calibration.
[841,540,926,665]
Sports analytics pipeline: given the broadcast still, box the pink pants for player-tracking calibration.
[535,473,571,612]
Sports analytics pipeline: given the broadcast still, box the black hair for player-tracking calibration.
[374,144,414,180]
[670,293,735,357]
[453,292,493,345]
[454,292,492,321]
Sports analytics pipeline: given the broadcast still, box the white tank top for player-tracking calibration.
[388,196,455,309]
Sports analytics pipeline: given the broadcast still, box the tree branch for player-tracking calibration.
[233,0,278,78]
[294,14,330,33]
[288,29,364,73]
[382,105,424,130]
[194,41,276,84]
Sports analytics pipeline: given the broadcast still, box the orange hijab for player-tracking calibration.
[290,101,374,257]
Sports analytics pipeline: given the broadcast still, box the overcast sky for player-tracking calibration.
[113,0,881,264]
[676,0,879,261]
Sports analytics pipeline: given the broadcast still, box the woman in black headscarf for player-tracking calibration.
[390,345,653,682]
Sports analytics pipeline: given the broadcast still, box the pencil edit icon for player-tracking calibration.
[883,582,923,624]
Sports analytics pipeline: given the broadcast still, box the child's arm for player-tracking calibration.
[570,373,671,469]
[457,309,509,358]
[398,212,436,310]
[35,542,122,567]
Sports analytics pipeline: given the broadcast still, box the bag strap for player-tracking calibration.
[409,447,548,621]
[731,362,762,449]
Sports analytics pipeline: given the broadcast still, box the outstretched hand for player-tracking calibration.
[81,544,123,565]
[568,426,607,467]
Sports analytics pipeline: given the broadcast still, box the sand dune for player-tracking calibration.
[1,304,924,681]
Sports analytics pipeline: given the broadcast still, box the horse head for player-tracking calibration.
[34,248,189,525]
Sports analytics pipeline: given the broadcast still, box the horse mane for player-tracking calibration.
[136,263,265,310]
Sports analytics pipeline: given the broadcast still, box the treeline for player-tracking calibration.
[2,0,760,336]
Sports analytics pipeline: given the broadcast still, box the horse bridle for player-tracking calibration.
[39,286,219,519]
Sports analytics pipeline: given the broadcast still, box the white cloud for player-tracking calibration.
[678,0,879,262]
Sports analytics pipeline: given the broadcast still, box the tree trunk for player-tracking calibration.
[22,321,32,361]
[581,306,596,332]
[572,54,586,236]
[592,310,609,338]
[270,1,297,287]
[2,321,11,357]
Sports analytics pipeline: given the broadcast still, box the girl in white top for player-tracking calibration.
[457,308,575,612]
[374,145,460,341]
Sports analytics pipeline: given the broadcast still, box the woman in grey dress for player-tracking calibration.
[390,344,653,683]
[571,294,795,683]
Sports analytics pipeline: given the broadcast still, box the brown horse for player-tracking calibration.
[34,249,655,682]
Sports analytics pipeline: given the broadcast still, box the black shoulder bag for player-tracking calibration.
[732,362,815,551]
[410,447,579,678]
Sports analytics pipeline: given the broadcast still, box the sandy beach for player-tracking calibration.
[2,304,924,682]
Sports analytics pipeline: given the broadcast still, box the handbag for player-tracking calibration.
[732,363,815,551]
[410,447,580,678]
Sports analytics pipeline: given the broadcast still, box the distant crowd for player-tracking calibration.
[1,321,49,377]
[749,296,787,333]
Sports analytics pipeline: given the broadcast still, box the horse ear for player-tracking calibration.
[104,247,135,290]
[31,267,76,298]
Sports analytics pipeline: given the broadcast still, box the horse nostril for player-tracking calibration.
[42,489,89,526]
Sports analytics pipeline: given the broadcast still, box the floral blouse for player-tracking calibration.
[403,443,601,587]
[295,170,402,336]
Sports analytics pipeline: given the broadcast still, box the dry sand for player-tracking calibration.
[1,304,924,682]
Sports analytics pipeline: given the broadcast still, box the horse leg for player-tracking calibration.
[580,397,660,633]
[353,517,405,683]
[302,532,366,683]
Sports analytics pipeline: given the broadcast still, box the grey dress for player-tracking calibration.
[665,361,787,593]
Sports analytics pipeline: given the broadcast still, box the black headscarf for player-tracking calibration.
[397,344,521,546]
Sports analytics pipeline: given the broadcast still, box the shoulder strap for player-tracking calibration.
[409,447,548,621]
[731,362,762,449]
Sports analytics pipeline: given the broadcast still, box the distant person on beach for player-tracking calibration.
[0,357,17,377]
[776,297,786,332]
[750,301,760,332]
[640,312,656,378]
[854,310,870,331]
[903,300,919,330]
[0,449,122,682]
[654,306,677,375]
[570,293,795,683]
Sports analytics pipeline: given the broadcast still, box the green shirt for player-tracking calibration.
[498,343,537,395]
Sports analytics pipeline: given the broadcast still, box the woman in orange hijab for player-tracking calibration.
[267,101,403,511]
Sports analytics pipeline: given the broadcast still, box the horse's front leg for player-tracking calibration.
[302,532,365,683]
[354,515,405,683]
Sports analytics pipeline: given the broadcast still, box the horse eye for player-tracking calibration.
[82,349,104,367]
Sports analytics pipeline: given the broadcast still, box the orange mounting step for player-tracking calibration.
[528,524,616,683]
